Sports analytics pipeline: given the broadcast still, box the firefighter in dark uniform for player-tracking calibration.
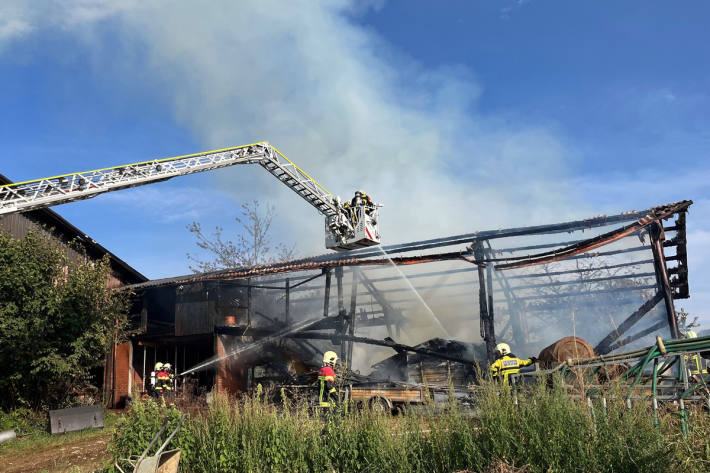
[490,343,536,386]
[345,190,375,224]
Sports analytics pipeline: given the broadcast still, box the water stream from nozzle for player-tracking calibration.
[178,317,321,377]
[376,246,451,339]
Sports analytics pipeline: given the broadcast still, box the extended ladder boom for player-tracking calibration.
[0,142,381,251]
[0,142,338,217]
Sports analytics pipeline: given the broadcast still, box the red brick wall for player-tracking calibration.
[105,341,134,408]
[215,335,248,394]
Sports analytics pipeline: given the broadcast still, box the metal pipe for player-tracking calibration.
[652,358,659,427]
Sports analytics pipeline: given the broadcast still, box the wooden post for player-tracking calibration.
[347,267,360,371]
[474,241,496,363]
[323,268,331,318]
[485,247,496,341]
[142,344,146,393]
[247,278,253,327]
[649,221,680,338]
[285,278,290,325]
[336,267,346,359]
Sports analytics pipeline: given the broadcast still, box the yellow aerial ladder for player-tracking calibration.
[0,142,380,251]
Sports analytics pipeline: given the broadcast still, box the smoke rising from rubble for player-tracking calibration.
[0,0,583,254]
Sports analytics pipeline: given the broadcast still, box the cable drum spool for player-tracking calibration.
[537,337,596,369]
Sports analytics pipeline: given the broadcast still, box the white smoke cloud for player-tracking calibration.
[0,0,584,256]
[5,0,708,369]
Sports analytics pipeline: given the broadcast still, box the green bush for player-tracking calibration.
[0,229,128,410]
[0,408,47,435]
[108,382,710,473]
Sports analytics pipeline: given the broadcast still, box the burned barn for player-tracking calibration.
[111,201,691,407]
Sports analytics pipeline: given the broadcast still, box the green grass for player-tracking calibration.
[105,380,710,473]
[0,409,119,458]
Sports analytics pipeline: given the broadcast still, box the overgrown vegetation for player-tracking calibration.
[0,229,128,410]
[109,380,710,473]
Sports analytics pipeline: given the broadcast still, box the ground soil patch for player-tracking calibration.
[1,432,111,473]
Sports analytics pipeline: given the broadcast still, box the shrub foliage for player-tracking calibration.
[0,229,127,410]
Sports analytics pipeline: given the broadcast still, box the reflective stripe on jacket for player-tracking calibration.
[490,354,533,386]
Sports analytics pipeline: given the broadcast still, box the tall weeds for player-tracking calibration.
[109,380,710,473]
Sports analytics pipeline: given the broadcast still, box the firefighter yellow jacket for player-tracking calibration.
[490,354,534,385]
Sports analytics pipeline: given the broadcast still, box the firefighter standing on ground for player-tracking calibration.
[163,363,175,394]
[156,364,170,396]
[490,343,536,386]
[150,362,163,397]
[684,330,703,380]
[318,351,338,407]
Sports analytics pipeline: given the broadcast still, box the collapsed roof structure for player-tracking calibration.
[107,200,691,406]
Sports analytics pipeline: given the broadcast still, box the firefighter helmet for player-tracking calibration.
[495,343,511,356]
[323,351,338,366]
[163,363,172,370]
[154,362,164,371]
[686,330,698,339]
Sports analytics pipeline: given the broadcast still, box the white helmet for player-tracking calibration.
[685,330,698,339]
[154,362,163,371]
[495,343,511,356]
[323,351,338,366]
[163,363,172,370]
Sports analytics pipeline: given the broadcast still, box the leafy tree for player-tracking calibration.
[186,200,296,273]
[0,229,128,410]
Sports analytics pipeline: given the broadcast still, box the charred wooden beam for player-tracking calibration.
[494,201,692,271]
[473,241,496,362]
[302,274,656,301]
[504,260,655,280]
[284,278,290,325]
[288,332,476,365]
[347,267,360,371]
[335,266,345,350]
[607,321,668,352]
[247,278,253,326]
[668,211,689,299]
[300,205,656,262]
[284,259,654,298]
[649,221,680,338]
[594,291,664,354]
[323,268,331,318]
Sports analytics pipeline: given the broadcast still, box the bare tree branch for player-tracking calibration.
[186,200,296,273]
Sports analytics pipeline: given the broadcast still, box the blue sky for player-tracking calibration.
[1,1,709,324]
